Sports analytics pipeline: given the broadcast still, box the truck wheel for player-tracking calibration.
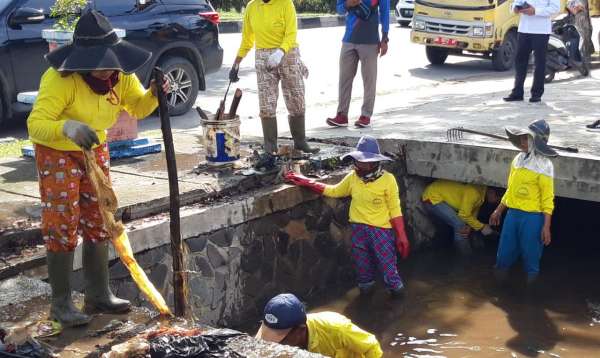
[492,31,517,71]
[426,46,449,66]
[158,56,200,116]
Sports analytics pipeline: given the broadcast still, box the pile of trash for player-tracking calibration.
[104,326,245,358]
[0,327,56,358]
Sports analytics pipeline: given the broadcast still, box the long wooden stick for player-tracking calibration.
[154,68,187,317]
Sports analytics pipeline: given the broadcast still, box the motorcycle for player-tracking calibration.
[545,13,589,83]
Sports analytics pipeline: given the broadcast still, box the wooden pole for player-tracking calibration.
[154,68,187,317]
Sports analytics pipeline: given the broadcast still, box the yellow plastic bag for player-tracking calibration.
[83,150,172,316]
[112,231,171,315]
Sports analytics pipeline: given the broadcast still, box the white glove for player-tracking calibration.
[481,224,494,236]
[63,120,99,150]
[267,49,285,69]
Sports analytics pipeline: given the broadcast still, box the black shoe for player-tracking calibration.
[586,120,600,130]
[503,94,524,102]
[529,97,542,103]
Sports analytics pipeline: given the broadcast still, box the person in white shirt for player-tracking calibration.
[503,0,560,103]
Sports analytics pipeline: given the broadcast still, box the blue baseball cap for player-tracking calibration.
[255,293,307,343]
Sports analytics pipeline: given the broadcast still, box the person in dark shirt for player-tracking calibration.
[326,0,390,128]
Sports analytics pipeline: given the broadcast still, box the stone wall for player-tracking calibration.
[107,196,355,327]
[30,158,453,328]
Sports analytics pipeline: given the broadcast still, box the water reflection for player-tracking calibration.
[310,245,600,358]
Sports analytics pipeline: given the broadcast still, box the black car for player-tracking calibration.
[0,0,223,124]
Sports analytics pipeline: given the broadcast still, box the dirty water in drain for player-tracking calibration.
[307,197,600,358]
[309,248,600,357]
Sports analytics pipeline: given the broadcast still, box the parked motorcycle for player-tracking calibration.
[545,13,589,83]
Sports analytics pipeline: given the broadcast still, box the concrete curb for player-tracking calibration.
[0,173,346,281]
[219,15,347,33]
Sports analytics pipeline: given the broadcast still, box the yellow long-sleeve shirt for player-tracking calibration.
[323,171,402,229]
[237,0,299,58]
[307,312,383,358]
[501,157,555,215]
[422,179,487,230]
[27,68,158,152]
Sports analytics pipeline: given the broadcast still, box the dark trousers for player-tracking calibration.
[511,32,550,98]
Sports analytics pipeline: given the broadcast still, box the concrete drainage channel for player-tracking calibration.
[1,137,600,356]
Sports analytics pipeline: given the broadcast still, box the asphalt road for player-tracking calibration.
[3,20,600,139]
[142,23,513,137]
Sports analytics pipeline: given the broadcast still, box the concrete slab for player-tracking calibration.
[306,76,600,202]
[0,129,347,246]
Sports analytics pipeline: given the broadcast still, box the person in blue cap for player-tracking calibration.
[255,293,383,357]
[489,119,557,286]
[285,136,410,298]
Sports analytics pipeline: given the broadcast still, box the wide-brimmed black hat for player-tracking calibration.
[45,10,151,74]
[505,119,558,157]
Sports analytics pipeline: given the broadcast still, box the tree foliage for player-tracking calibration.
[50,0,88,31]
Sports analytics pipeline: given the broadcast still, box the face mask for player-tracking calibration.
[354,161,383,182]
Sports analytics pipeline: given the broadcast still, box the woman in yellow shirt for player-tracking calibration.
[285,136,410,297]
[489,119,556,285]
[27,10,168,327]
[228,0,318,168]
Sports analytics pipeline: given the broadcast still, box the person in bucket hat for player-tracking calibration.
[285,136,410,298]
[256,293,383,357]
[489,119,556,287]
[27,9,169,327]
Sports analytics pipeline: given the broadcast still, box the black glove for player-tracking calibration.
[229,64,240,82]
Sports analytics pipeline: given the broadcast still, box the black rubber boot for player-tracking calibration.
[389,285,406,300]
[288,115,319,154]
[254,117,278,171]
[47,251,91,327]
[83,240,131,314]
[261,116,278,154]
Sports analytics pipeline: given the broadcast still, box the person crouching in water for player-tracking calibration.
[489,120,556,286]
[422,179,503,255]
[285,135,410,297]
[256,293,383,357]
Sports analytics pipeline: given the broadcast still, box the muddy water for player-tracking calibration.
[310,245,600,358]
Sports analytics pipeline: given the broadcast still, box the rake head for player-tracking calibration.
[447,127,465,142]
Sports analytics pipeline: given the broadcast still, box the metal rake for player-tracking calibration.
[446,127,579,153]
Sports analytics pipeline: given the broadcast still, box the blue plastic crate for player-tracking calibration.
[22,138,162,160]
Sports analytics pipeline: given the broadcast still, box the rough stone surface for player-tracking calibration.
[187,236,208,253]
[149,262,168,292]
[189,277,212,306]
[209,230,232,247]
[194,255,214,278]
[136,249,166,270]
[105,190,356,327]
[109,260,131,280]
[241,240,263,274]
[207,243,228,268]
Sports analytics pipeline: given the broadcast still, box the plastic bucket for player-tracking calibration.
[200,114,241,166]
